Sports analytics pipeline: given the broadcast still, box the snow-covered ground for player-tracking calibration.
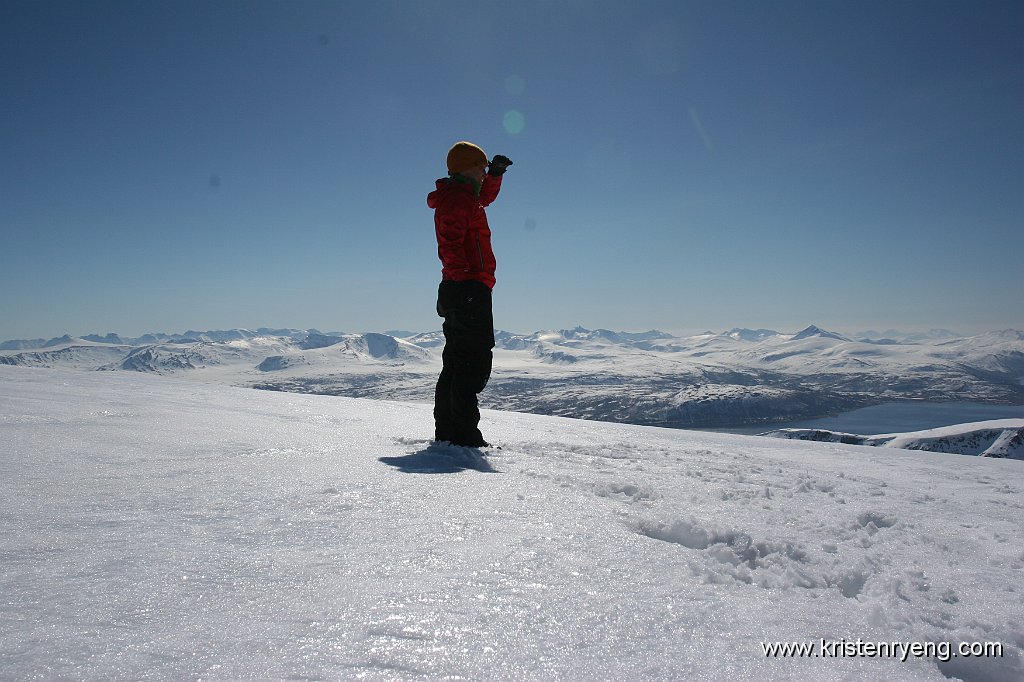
[1,366,1021,680]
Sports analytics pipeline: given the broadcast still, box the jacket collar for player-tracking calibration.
[447,172,481,196]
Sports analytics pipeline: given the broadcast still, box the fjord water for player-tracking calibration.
[711,402,1024,436]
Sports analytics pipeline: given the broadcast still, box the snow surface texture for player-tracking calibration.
[1,366,1022,681]
[2,326,1023,431]
[764,421,1024,460]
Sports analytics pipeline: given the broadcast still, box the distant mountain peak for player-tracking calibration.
[43,334,77,348]
[82,333,125,345]
[723,328,781,342]
[792,325,849,342]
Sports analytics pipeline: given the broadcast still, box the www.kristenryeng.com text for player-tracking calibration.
[761,639,1003,663]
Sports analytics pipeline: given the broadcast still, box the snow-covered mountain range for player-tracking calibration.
[2,325,1022,430]
[1,366,1021,680]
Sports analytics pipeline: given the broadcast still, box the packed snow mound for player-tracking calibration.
[1,365,1022,681]
[763,419,1024,459]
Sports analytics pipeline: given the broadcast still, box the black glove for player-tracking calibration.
[488,154,513,177]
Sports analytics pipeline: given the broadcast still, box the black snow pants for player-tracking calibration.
[433,279,495,446]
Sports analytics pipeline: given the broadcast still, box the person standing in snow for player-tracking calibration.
[427,141,512,447]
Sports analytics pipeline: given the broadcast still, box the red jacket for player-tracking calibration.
[428,174,502,289]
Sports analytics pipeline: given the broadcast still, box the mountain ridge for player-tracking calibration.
[3,325,1023,430]
[6,324,1007,350]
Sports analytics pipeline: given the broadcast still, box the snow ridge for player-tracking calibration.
[763,420,1024,459]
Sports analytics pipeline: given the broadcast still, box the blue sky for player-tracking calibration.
[2,0,1021,340]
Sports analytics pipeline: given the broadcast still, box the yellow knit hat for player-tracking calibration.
[446,141,489,174]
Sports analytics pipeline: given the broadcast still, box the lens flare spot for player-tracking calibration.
[503,110,525,135]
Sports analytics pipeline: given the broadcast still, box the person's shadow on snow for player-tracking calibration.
[379,445,498,474]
